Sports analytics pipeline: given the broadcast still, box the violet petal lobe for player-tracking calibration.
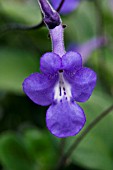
[40,52,61,75]
[23,73,58,106]
[62,51,82,71]
[64,67,97,102]
[49,0,80,14]
[46,99,86,138]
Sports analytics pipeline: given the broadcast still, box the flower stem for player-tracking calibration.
[56,104,113,170]
[50,24,65,57]
[57,0,65,12]
[0,21,44,34]
[59,138,66,157]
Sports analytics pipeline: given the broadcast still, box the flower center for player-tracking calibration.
[54,72,72,102]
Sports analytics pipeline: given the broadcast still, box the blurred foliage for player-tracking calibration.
[0,133,37,170]
[0,0,113,170]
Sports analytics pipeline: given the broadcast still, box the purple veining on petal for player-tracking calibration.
[67,36,108,63]
[64,67,97,102]
[49,0,80,14]
[46,98,86,138]
[23,73,58,106]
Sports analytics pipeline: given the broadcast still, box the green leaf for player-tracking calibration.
[88,48,113,94]
[0,133,38,170]
[63,1,96,42]
[67,89,113,170]
[23,129,58,170]
[0,0,41,24]
[0,47,39,93]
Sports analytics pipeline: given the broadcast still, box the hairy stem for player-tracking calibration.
[50,24,65,56]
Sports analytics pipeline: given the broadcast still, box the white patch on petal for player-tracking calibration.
[54,72,72,102]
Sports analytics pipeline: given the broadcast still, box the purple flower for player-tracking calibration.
[23,0,97,138]
[49,0,80,14]
[23,51,96,138]
[68,36,108,63]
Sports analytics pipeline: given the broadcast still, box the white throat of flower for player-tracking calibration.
[54,72,72,102]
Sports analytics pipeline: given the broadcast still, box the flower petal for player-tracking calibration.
[23,73,58,106]
[64,67,97,102]
[62,51,82,72]
[40,52,61,75]
[49,0,80,15]
[46,99,86,138]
